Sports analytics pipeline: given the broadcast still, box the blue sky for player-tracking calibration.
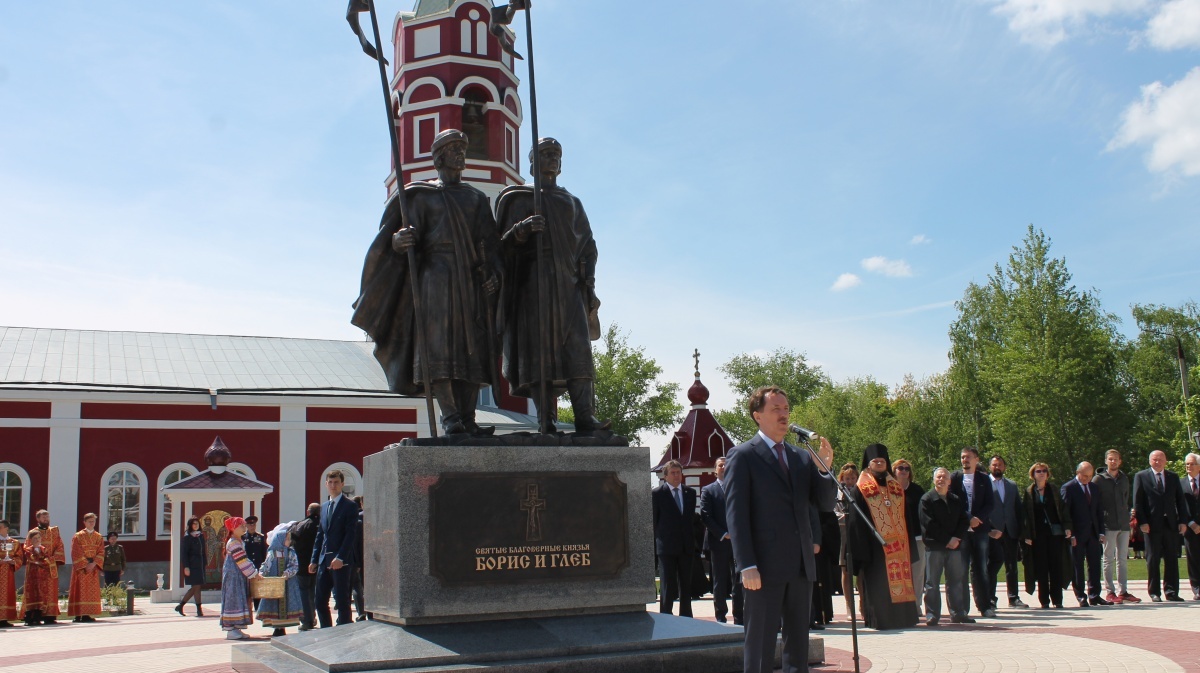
[3,1,1199,449]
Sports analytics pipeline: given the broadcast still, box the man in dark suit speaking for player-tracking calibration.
[700,456,741,624]
[652,459,697,617]
[726,385,829,673]
[309,468,359,627]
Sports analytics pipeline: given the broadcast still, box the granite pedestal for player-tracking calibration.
[233,443,820,672]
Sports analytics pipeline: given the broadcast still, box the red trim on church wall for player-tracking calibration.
[77,428,280,560]
[0,401,51,419]
[81,403,279,422]
[0,427,50,530]
[306,407,417,424]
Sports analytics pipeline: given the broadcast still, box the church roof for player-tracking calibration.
[165,469,273,492]
[653,355,736,471]
[0,326,389,394]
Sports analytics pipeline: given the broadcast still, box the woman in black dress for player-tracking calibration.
[176,516,207,617]
[1021,462,1073,609]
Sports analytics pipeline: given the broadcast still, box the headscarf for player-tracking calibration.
[260,521,297,577]
[266,522,294,547]
[861,443,892,472]
[223,516,246,532]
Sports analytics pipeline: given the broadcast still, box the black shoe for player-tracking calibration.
[174,604,185,616]
[982,607,997,618]
[1165,594,1184,602]
[925,616,940,626]
[1150,595,1164,603]
[1009,598,1029,608]
[72,617,82,623]
[1077,597,1090,608]
[1040,603,1050,609]
[81,615,95,622]
[42,617,55,624]
[810,622,825,630]
[272,628,286,637]
[1089,596,1112,606]
[950,616,976,624]
[196,606,204,617]
[1053,603,1065,609]
[0,621,10,628]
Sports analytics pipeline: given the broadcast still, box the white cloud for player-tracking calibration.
[1109,67,1200,176]
[1146,0,1200,49]
[991,0,1150,47]
[910,234,931,245]
[831,273,862,291]
[861,256,914,277]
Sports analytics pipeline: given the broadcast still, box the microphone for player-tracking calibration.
[789,424,817,442]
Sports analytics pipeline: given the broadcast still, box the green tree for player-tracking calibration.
[792,377,894,472]
[1128,301,1200,460]
[885,373,969,487]
[946,225,1135,481]
[559,323,682,445]
[713,348,826,442]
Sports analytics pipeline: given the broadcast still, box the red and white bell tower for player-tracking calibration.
[386,0,525,202]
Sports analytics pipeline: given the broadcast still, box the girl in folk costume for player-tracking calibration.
[67,513,105,622]
[257,522,303,637]
[21,529,53,625]
[0,520,24,627]
[220,516,259,640]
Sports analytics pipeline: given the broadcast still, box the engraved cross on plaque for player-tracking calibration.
[520,484,546,542]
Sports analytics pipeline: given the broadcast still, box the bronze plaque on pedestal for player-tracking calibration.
[428,471,629,586]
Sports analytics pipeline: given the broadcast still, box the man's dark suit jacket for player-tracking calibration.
[1060,479,1105,541]
[312,495,359,568]
[725,435,822,584]
[700,480,730,551]
[652,482,697,556]
[919,490,970,548]
[987,477,1023,538]
[1183,474,1200,526]
[950,470,994,533]
[1133,469,1189,532]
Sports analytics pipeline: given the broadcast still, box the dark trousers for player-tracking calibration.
[987,532,1020,606]
[103,570,122,587]
[315,564,353,627]
[1070,535,1102,599]
[708,542,742,623]
[743,577,812,673]
[1184,529,1200,597]
[658,553,693,617]
[297,573,315,629]
[1145,523,1182,597]
[963,531,990,613]
[352,565,370,619]
[1031,535,1065,607]
[811,511,838,624]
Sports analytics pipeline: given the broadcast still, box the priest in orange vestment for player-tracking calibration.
[0,519,23,626]
[67,513,105,622]
[27,509,65,623]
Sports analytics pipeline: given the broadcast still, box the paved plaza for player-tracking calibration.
[0,582,1195,672]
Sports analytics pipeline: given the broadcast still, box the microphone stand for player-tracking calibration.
[796,435,884,673]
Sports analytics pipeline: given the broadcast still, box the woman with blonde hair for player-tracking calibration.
[1021,462,1072,609]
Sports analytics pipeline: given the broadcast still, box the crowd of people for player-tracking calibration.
[656,434,1200,635]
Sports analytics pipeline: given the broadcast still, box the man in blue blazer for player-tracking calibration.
[700,456,741,624]
[1061,462,1109,606]
[950,447,993,617]
[652,459,697,617]
[726,386,830,673]
[309,468,359,627]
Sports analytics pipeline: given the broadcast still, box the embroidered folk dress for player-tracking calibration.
[220,538,257,630]
[67,529,105,617]
[257,536,302,629]
[0,537,23,620]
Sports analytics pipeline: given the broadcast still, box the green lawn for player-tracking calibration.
[1000,556,1190,584]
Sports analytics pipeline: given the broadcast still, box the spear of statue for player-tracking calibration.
[491,0,552,433]
[347,0,438,438]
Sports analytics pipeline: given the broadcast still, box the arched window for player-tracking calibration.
[101,463,148,538]
[0,464,30,536]
[228,463,256,479]
[462,92,489,160]
[318,463,363,501]
[156,463,197,538]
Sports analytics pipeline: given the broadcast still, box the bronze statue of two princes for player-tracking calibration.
[351,130,609,442]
